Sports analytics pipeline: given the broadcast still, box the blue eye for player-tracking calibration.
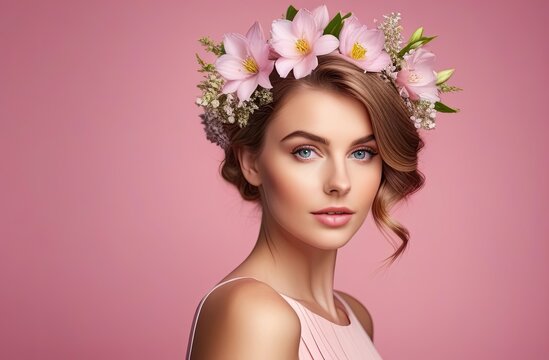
[291,146,318,160]
[353,150,367,159]
[293,147,316,159]
[297,148,313,158]
[351,148,377,160]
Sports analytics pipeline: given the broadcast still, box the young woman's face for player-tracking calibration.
[255,87,383,250]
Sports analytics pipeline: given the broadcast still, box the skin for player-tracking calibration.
[190,87,382,359]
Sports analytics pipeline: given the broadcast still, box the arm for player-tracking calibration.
[335,290,374,341]
[189,279,301,360]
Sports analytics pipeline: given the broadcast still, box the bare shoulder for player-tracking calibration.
[189,278,301,360]
[335,289,375,341]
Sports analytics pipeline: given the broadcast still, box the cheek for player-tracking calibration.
[368,165,383,194]
[354,162,383,207]
[259,158,314,213]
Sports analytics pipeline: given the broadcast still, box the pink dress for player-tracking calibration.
[186,277,383,359]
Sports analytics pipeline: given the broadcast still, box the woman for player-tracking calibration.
[187,5,458,359]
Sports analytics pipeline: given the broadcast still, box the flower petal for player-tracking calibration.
[245,23,273,74]
[271,19,295,42]
[413,70,437,86]
[223,33,248,59]
[293,54,318,79]
[357,29,385,56]
[311,4,330,29]
[257,66,273,89]
[262,43,275,63]
[313,34,339,55]
[216,54,250,80]
[341,16,361,33]
[339,16,361,55]
[246,21,265,43]
[395,65,439,102]
[271,19,303,58]
[415,85,439,102]
[248,43,265,65]
[407,86,420,101]
[292,8,318,43]
[410,48,436,68]
[395,69,409,86]
[275,56,300,78]
[362,51,391,72]
[222,79,242,94]
[271,38,302,58]
[237,75,259,103]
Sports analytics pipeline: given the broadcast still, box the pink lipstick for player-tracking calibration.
[311,207,354,228]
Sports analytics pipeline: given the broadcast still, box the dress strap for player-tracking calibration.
[333,291,351,314]
[333,291,356,322]
[185,277,257,360]
[333,291,371,332]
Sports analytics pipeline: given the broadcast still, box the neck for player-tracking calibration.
[243,211,339,309]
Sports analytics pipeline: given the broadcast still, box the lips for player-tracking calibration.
[311,207,355,215]
[311,207,355,228]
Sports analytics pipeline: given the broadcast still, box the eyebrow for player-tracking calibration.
[280,130,375,146]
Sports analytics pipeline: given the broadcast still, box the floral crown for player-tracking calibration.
[195,5,461,150]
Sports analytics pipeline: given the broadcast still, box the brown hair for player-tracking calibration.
[220,53,425,266]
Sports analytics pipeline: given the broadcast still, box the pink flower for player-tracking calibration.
[310,4,330,30]
[395,48,440,102]
[215,21,275,104]
[337,16,391,72]
[270,6,339,79]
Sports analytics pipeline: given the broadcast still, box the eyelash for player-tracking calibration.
[290,145,378,162]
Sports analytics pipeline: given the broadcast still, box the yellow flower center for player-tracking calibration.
[351,43,367,60]
[295,38,310,54]
[408,71,421,83]
[242,56,259,74]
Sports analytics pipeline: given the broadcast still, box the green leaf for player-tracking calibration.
[331,12,352,37]
[397,42,414,58]
[411,35,436,49]
[436,69,455,85]
[434,101,459,113]
[333,21,346,38]
[333,23,343,37]
[409,27,424,43]
[398,35,437,57]
[286,5,298,20]
[324,13,342,35]
[341,12,352,20]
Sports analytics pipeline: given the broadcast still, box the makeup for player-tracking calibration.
[312,213,353,227]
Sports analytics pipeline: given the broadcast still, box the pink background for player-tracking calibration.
[1,0,548,359]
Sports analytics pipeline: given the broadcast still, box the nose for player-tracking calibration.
[323,158,351,196]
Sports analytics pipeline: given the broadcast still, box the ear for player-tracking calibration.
[236,146,262,187]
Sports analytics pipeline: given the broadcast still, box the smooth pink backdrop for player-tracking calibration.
[1,0,548,359]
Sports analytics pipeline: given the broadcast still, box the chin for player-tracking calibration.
[300,228,358,251]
